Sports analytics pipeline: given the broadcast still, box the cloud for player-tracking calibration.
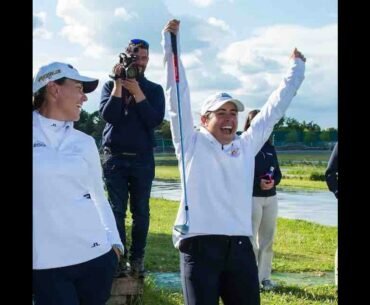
[189,0,214,7]
[207,17,230,32]
[55,0,235,55]
[33,12,53,39]
[217,24,337,123]
[33,12,45,28]
[50,1,337,128]
[114,7,138,21]
[56,0,172,56]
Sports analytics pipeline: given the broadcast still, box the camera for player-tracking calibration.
[118,52,139,79]
[109,51,139,80]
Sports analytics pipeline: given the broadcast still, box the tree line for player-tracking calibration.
[75,110,337,148]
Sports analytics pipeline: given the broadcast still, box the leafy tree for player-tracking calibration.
[155,119,172,139]
[302,120,321,132]
[319,130,331,142]
[74,110,106,146]
[285,117,302,131]
[285,130,299,142]
[74,109,89,132]
[303,130,318,145]
[274,116,285,130]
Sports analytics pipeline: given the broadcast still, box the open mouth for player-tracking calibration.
[76,104,82,111]
[221,126,233,135]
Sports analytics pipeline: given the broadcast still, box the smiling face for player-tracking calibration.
[54,79,87,121]
[201,101,238,145]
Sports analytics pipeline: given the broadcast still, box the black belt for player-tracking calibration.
[103,147,152,156]
[103,147,136,156]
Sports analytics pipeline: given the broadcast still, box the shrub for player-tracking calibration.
[310,172,326,181]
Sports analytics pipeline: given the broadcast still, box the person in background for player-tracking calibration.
[99,38,165,278]
[33,62,124,305]
[325,142,338,198]
[325,141,338,285]
[244,109,282,291]
[162,19,306,305]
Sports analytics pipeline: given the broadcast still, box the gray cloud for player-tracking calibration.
[33,12,53,39]
[53,1,337,128]
[33,14,43,29]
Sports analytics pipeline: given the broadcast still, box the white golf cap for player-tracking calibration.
[33,62,99,95]
[200,92,244,115]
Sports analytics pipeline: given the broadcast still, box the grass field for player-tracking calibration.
[133,151,337,304]
[154,151,331,190]
[154,151,332,163]
[124,198,337,305]
[155,165,328,189]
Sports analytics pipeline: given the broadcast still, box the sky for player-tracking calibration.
[33,0,338,130]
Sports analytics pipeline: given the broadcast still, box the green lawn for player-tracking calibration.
[123,198,337,305]
[155,164,328,190]
[154,151,332,164]
[154,151,331,190]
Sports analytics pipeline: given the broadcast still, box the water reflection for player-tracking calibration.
[151,180,337,227]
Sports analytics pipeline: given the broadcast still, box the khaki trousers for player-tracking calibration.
[251,195,278,283]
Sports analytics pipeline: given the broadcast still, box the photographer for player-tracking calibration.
[99,39,165,278]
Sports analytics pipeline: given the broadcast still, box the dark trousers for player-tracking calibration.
[102,151,154,261]
[179,235,260,305]
[33,249,118,305]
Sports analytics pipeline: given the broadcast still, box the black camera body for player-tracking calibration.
[117,52,139,79]
[109,52,139,80]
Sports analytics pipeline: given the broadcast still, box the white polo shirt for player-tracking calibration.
[161,31,305,248]
[33,111,123,269]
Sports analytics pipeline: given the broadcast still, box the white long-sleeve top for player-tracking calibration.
[33,111,123,269]
[161,31,305,249]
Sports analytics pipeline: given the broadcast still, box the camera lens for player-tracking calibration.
[126,67,138,79]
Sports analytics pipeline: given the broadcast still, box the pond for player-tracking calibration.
[151,180,337,227]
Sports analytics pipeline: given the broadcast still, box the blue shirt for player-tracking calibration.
[99,75,165,154]
[252,141,282,197]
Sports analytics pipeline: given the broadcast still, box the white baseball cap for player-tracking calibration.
[33,62,99,95]
[200,92,244,115]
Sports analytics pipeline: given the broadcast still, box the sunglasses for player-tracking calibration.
[129,39,149,49]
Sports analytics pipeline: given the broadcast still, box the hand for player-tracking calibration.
[112,63,124,79]
[121,79,146,102]
[260,179,275,190]
[112,246,121,261]
[110,64,124,97]
[290,48,306,62]
[163,19,180,35]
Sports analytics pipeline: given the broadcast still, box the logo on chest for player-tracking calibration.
[33,141,47,148]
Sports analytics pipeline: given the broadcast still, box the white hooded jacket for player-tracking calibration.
[161,30,305,249]
[33,111,123,269]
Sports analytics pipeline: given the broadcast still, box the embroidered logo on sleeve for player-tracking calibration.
[33,141,46,148]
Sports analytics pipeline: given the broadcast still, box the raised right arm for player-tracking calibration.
[161,20,195,159]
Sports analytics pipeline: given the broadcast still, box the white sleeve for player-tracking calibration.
[161,30,196,159]
[85,137,124,248]
[241,58,305,156]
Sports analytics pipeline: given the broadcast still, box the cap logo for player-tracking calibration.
[38,69,61,82]
[220,92,231,98]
